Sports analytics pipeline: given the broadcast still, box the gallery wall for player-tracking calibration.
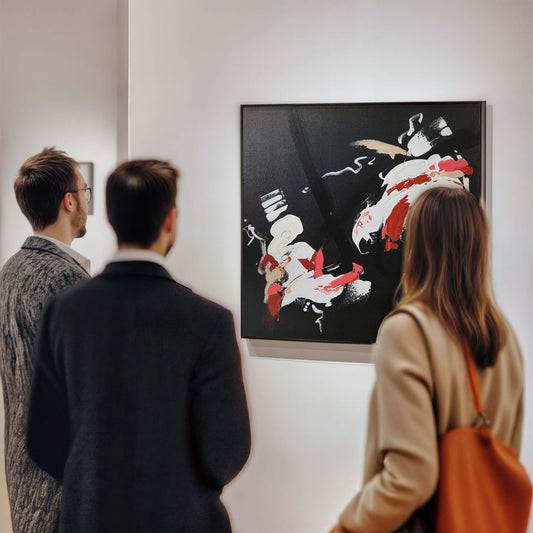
[0,1,126,530]
[129,1,533,532]
[0,0,125,273]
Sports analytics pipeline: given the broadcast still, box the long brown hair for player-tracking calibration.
[400,187,506,368]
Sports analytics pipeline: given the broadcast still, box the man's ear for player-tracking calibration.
[163,207,177,233]
[62,193,75,213]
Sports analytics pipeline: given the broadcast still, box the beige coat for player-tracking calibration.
[339,303,524,533]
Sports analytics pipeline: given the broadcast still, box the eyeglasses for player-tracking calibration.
[66,187,92,203]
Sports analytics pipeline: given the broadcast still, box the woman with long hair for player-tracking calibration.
[329,187,524,532]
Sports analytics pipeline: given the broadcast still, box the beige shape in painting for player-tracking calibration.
[351,139,411,159]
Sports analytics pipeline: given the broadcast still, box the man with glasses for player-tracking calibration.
[0,147,91,533]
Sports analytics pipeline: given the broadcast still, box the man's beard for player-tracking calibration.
[73,204,87,238]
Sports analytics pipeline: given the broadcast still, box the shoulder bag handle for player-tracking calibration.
[461,337,491,429]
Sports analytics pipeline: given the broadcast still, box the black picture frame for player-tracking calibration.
[241,101,486,344]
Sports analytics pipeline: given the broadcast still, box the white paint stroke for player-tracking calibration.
[267,214,304,261]
[407,117,452,157]
[322,156,367,179]
[265,199,286,214]
[262,194,283,209]
[311,304,324,332]
[322,166,359,178]
[398,113,423,144]
[344,280,372,303]
[265,204,288,223]
[260,189,281,203]
[243,224,265,246]
[353,156,367,173]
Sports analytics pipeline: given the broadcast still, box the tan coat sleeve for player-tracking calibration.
[511,393,524,455]
[508,327,524,455]
[339,313,439,533]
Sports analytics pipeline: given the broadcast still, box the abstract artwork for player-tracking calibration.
[241,102,485,344]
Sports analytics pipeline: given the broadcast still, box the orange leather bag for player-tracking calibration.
[435,338,533,532]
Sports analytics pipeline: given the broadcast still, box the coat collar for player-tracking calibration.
[99,260,180,284]
[21,235,86,270]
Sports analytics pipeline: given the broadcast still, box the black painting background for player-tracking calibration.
[241,102,485,344]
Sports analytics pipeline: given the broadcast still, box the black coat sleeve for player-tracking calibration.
[191,308,251,489]
[26,300,69,483]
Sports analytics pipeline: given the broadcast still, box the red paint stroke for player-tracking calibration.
[314,249,324,279]
[297,248,325,278]
[261,254,279,272]
[438,157,473,176]
[266,283,283,318]
[267,282,283,297]
[387,173,431,195]
[298,257,315,271]
[320,263,363,292]
[267,293,282,319]
[382,196,410,251]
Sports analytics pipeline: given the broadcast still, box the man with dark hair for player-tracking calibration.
[27,159,251,533]
[0,147,91,533]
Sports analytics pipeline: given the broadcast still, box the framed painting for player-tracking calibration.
[241,101,486,344]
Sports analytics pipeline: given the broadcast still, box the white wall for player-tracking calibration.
[0,1,125,530]
[0,0,124,274]
[129,1,533,532]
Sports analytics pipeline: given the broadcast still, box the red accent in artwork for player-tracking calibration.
[261,254,279,272]
[266,284,283,318]
[314,249,324,278]
[267,282,283,297]
[387,173,431,195]
[266,293,282,318]
[297,249,324,278]
[438,157,473,176]
[382,196,410,251]
[321,263,363,292]
[356,211,372,230]
[298,257,315,270]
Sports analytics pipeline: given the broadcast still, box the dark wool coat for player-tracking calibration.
[0,236,90,532]
[27,261,251,533]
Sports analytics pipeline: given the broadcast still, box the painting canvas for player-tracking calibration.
[241,102,485,344]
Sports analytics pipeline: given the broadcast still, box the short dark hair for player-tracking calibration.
[106,159,179,247]
[14,147,78,230]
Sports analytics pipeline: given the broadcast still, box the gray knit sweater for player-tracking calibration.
[0,236,90,533]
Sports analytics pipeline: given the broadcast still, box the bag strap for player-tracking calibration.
[461,337,491,429]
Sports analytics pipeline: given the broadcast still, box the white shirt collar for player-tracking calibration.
[109,249,167,268]
[34,234,91,274]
